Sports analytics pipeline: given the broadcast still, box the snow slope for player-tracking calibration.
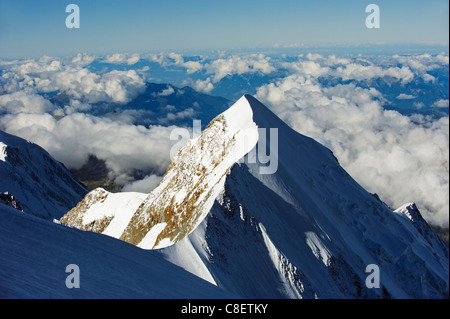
[0,203,235,298]
[0,130,88,220]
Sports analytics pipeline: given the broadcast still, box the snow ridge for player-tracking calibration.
[62,95,259,249]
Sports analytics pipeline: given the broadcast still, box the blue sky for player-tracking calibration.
[0,0,448,58]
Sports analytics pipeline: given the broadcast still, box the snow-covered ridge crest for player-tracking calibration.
[62,95,259,249]
[60,188,148,238]
[122,95,259,249]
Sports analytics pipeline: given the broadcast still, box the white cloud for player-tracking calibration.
[72,53,96,66]
[105,53,126,63]
[0,56,167,188]
[1,58,146,106]
[104,53,140,65]
[322,54,351,66]
[206,54,275,82]
[95,70,146,103]
[192,78,214,93]
[0,112,177,184]
[396,93,417,100]
[433,99,449,108]
[168,52,185,65]
[333,63,414,84]
[283,60,330,77]
[127,54,141,65]
[413,102,425,109]
[121,174,162,193]
[392,53,448,85]
[435,52,449,65]
[166,108,195,121]
[145,52,278,80]
[158,85,175,96]
[422,73,436,83]
[393,53,449,72]
[145,52,204,74]
[146,52,165,64]
[183,60,203,74]
[279,54,416,84]
[306,53,323,61]
[0,91,57,114]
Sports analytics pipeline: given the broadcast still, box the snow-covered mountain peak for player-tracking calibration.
[120,95,259,249]
[60,95,449,298]
[62,95,260,249]
[222,94,256,130]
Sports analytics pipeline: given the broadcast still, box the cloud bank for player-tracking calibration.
[1,52,448,227]
[1,57,146,108]
[0,112,175,189]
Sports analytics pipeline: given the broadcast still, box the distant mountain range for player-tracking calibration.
[47,82,232,128]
